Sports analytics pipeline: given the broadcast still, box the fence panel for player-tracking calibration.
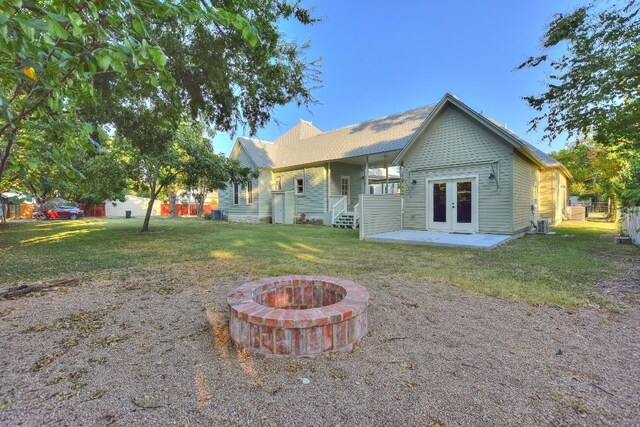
[623,207,640,245]
[359,194,402,240]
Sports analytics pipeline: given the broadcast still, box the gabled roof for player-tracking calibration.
[393,93,572,178]
[234,93,570,178]
[235,104,436,169]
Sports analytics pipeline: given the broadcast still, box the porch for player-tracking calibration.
[364,230,512,249]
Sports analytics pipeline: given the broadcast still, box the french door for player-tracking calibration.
[427,178,476,232]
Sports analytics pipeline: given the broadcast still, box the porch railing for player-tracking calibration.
[353,202,360,223]
[331,196,347,224]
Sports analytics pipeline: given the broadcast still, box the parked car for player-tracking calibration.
[34,206,84,220]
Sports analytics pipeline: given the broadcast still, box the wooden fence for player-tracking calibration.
[622,207,640,245]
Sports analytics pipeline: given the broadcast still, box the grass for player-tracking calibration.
[1,217,637,308]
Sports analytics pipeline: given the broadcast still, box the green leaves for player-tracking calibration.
[148,46,166,67]
[520,1,640,150]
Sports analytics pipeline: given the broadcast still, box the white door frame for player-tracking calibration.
[272,192,284,224]
[426,174,479,233]
[340,175,350,206]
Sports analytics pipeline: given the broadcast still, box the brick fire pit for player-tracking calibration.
[227,276,369,357]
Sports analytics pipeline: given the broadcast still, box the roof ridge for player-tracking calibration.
[240,136,274,145]
[308,103,437,139]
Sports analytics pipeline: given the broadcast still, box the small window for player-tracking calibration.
[246,181,253,204]
[233,182,239,205]
[295,177,304,195]
[275,176,282,191]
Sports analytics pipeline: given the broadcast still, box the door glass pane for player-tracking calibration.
[457,181,472,223]
[433,183,447,222]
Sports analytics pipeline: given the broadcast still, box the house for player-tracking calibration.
[219,93,571,235]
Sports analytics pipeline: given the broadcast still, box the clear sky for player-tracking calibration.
[212,0,584,156]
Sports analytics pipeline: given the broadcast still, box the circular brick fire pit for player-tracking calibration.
[227,276,369,356]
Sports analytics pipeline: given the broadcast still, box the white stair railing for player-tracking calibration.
[331,196,347,224]
[353,202,360,223]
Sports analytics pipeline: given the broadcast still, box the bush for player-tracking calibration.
[204,213,212,220]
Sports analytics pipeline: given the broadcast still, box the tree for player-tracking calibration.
[179,124,258,219]
[0,0,258,186]
[518,1,640,149]
[88,0,320,231]
[551,141,624,206]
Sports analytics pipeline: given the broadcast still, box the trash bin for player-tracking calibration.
[125,210,132,219]
[212,209,222,220]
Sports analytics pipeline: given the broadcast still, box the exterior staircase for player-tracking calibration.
[333,211,359,229]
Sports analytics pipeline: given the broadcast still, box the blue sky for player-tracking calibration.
[213,0,583,156]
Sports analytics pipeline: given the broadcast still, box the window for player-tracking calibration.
[233,182,239,205]
[246,181,253,204]
[275,176,282,191]
[295,177,304,195]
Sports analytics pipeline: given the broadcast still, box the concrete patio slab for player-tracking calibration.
[365,230,512,248]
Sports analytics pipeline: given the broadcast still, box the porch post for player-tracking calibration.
[385,165,389,194]
[327,162,331,211]
[364,156,369,194]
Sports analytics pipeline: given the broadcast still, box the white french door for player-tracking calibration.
[427,178,477,233]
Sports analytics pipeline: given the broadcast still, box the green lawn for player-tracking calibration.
[1,218,637,308]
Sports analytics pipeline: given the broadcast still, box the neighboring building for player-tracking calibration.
[220,93,571,233]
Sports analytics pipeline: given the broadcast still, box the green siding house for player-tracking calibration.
[220,93,571,235]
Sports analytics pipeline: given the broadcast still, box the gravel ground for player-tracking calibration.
[0,264,638,426]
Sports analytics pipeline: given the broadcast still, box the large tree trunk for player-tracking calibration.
[167,187,178,218]
[141,193,156,232]
[195,192,205,219]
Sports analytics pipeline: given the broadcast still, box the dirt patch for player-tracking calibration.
[0,266,638,426]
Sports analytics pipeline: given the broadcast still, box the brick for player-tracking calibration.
[293,286,303,306]
[238,319,249,346]
[333,321,348,350]
[260,326,274,354]
[321,325,334,352]
[250,324,261,350]
[307,326,321,354]
[274,328,290,355]
[290,328,306,356]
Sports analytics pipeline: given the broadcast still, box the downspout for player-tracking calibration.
[364,156,369,194]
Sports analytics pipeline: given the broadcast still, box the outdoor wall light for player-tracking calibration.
[488,173,496,180]
[411,179,417,185]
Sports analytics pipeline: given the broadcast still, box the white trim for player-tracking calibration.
[232,182,240,205]
[393,93,548,171]
[246,181,253,205]
[340,175,350,205]
[426,174,479,233]
[294,176,305,195]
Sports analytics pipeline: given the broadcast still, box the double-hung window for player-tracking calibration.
[246,181,253,204]
[294,177,304,195]
[233,182,239,205]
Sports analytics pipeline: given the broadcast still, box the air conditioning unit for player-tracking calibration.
[537,219,549,234]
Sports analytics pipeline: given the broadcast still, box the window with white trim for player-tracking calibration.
[295,177,304,195]
[246,181,253,204]
[233,182,239,205]
[275,176,282,191]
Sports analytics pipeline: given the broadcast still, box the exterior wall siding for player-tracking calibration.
[539,169,565,225]
[401,105,514,234]
[272,165,326,220]
[359,194,403,239]
[224,145,265,220]
[512,152,539,232]
[258,169,273,219]
[329,162,363,211]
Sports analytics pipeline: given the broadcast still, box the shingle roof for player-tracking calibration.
[237,97,565,175]
[238,104,437,168]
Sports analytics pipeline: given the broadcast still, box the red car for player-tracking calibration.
[34,206,84,220]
